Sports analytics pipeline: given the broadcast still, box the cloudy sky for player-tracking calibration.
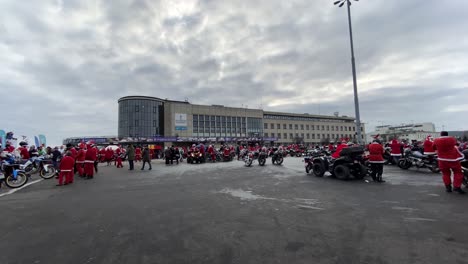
[2,0,468,146]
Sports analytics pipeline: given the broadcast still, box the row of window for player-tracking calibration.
[265,133,358,140]
[264,123,360,132]
[192,115,263,134]
[264,114,351,123]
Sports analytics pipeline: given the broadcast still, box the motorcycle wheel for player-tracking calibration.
[24,164,35,174]
[305,163,312,174]
[312,163,325,177]
[5,172,29,188]
[334,165,350,180]
[353,164,368,179]
[276,157,284,165]
[429,163,440,173]
[40,167,57,179]
[259,158,266,166]
[398,159,411,170]
[245,159,253,167]
[463,172,468,188]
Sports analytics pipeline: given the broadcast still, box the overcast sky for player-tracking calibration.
[2,0,468,146]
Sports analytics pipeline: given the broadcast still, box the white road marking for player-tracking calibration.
[0,179,43,197]
[296,205,325,210]
[392,206,418,211]
[404,217,437,222]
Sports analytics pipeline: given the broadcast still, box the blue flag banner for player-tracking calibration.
[35,136,40,147]
[38,135,46,146]
[0,130,5,147]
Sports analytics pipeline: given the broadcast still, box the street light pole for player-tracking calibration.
[334,0,362,145]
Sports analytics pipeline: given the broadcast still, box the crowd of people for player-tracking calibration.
[1,132,466,193]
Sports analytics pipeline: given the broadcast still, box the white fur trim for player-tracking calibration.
[423,152,436,155]
[369,161,385,163]
[390,154,401,156]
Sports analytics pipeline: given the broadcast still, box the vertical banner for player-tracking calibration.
[39,134,47,146]
[175,113,187,131]
[0,130,5,148]
[34,136,40,147]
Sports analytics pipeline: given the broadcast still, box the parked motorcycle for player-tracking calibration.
[0,153,29,188]
[22,156,57,179]
[398,149,440,173]
[271,150,284,165]
[258,150,267,166]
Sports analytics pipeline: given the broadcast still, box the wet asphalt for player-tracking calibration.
[0,158,467,264]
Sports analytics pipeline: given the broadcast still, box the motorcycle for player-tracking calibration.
[258,150,267,166]
[398,148,440,173]
[271,150,284,165]
[0,153,29,188]
[383,147,397,165]
[187,151,203,164]
[461,150,468,188]
[22,156,57,179]
[244,151,258,167]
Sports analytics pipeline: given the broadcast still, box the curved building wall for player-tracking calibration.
[118,96,164,138]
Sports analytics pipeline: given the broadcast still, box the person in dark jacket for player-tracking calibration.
[141,146,152,170]
[52,147,62,169]
[126,145,135,170]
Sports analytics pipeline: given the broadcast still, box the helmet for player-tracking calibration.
[19,141,28,146]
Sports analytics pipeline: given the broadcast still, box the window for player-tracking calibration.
[340,126,343,131]
[306,125,309,130]
[295,133,299,137]
[311,125,315,130]
[301,133,304,138]
[270,123,274,129]
[289,133,293,139]
[283,124,287,129]
[331,126,335,131]
[289,124,293,130]
[153,120,157,127]
[322,125,325,130]
[326,125,329,131]
[135,106,139,112]
[353,127,356,131]
[312,134,315,139]
[271,133,275,137]
[135,120,139,127]
[318,134,321,139]
[264,123,268,129]
[278,133,281,139]
[295,124,298,130]
[153,106,157,113]
[327,134,330,139]
[277,124,280,129]
[300,124,304,130]
[345,127,348,131]
[284,133,287,139]
[264,133,268,137]
[322,134,325,139]
[306,134,310,139]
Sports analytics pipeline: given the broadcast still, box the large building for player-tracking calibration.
[117,96,365,145]
[367,122,438,142]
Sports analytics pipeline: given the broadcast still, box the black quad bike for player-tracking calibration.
[309,146,368,180]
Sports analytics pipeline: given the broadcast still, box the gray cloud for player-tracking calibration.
[1,0,468,146]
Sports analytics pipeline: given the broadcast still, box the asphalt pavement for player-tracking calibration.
[1,158,467,264]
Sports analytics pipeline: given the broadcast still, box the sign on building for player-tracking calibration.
[175,113,187,131]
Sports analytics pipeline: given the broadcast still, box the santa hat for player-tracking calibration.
[426,135,433,141]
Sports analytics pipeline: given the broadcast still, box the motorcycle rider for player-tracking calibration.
[423,135,436,155]
[18,142,30,159]
[368,139,385,182]
[433,131,466,194]
[331,140,348,159]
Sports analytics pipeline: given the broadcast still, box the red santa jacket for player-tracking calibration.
[390,139,402,156]
[60,156,75,171]
[70,148,78,159]
[105,149,114,159]
[76,149,86,162]
[368,142,384,163]
[135,147,142,156]
[423,139,436,155]
[85,147,97,161]
[332,143,348,159]
[19,147,30,159]
[207,146,214,154]
[433,136,464,162]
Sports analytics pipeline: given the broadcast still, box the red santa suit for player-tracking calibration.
[207,145,215,162]
[105,148,113,162]
[423,136,436,155]
[84,145,97,178]
[19,147,30,159]
[5,145,15,153]
[135,147,142,162]
[332,142,348,159]
[70,147,78,159]
[58,155,75,185]
[368,142,385,163]
[390,139,402,157]
[433,136,465,188]
[75,148,85,176]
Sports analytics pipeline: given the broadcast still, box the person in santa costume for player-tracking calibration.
[368,139,385,182]
[84,143,97,179]
[75,144,86,177]
[331,139,348,159]
[207,145,215,162]
[135,146,142,162]
[57,151,75,186]
[390,138,403,164]
[423,135,436,155]
[433,131,466,194]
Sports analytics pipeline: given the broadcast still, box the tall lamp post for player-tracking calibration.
[334,0,362,145]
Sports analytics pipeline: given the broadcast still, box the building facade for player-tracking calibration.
[116,96,365,145]
[367,122,438,142]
